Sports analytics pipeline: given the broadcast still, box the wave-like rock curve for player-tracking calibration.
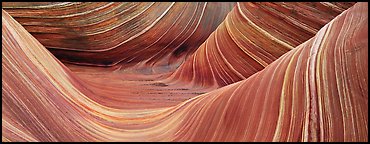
[168,2,356,88]
[1,2,368,142]
[2,2,235,73]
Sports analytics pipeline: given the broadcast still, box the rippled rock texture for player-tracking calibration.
[168,2,357,87]
[2,2,235,73]
[2,2,368,142]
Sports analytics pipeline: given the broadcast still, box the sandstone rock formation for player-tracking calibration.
[1,2,368,142]
[168,2,356,87]
[2,2,235,73]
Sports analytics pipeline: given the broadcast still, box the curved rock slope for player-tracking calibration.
[2,2,235,72]
[2,2,367,142]
[168,2,356,88]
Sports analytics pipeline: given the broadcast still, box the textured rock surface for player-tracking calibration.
[1,2,368,142]
[168,2,356,88]
[2,2,235,72]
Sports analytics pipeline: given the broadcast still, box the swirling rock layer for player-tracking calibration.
[2,2,368,142]
[168,2,356,87]
[2,2,235,73]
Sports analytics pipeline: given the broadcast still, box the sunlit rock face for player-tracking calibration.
[2,2,368,142]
